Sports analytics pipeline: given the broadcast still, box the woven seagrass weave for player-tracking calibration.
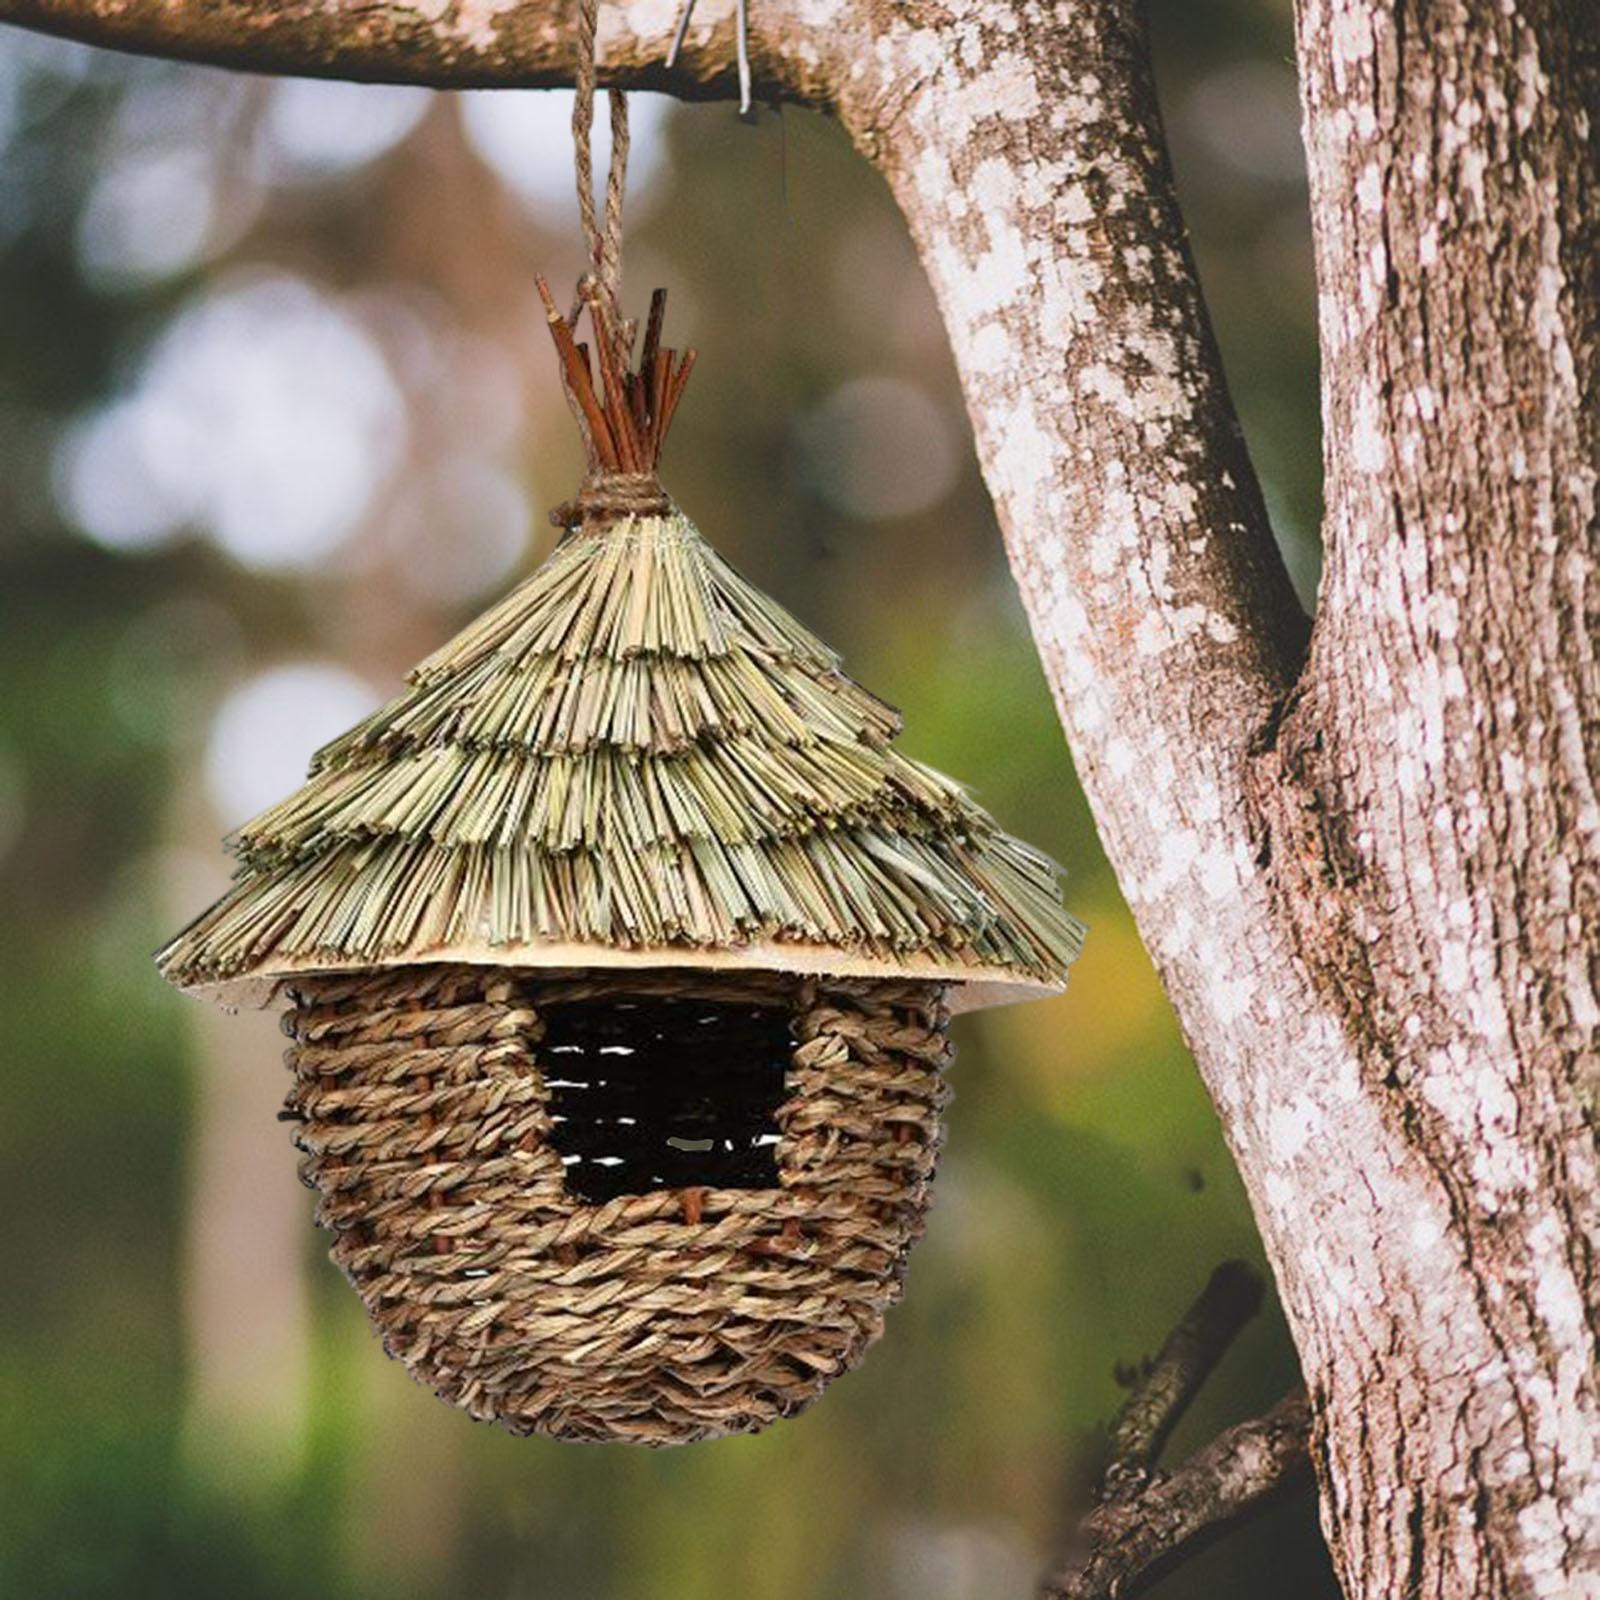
[283,964,951,1444]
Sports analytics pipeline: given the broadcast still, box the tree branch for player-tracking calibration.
[1043,1390,1314,1600]
[1105,1259,1264,1475]
[1041,1263,1311,1600]
[0,0,822,103]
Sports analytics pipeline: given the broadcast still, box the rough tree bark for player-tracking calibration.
[1255,7,1599,1597]
[3,2,1594,1597]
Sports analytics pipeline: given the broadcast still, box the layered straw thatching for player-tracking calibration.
[158,284,1084,1010]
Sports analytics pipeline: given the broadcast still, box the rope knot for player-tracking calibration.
[551,472,672,531]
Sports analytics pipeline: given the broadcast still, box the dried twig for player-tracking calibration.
[1040,1263,1314,1600]
[1105,1258,1263,1475]
[536,273,617,469]
[1042,1390,1313,1599]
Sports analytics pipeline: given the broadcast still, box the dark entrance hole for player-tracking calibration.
[540,996,793,1202]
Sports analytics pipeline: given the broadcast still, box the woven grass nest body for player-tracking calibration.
[161,289,1083,1443]
[285,964,950,1443]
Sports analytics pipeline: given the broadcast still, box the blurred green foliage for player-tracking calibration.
[0,6,1336,1596]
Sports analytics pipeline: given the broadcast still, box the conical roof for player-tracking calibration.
[158,285,1084,1012]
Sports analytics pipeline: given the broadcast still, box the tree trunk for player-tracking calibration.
[1262,4,1600,1593]
[2,0,1594,1594]
[865,2,1598,1591]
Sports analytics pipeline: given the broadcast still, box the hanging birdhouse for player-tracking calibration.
[158,283,1084,1445]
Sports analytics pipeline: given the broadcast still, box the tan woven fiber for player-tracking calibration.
[282,964,953,1444]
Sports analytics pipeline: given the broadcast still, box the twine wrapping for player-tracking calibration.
[549,471,672,530]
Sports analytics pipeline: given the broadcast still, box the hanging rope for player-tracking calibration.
[572,0,629,341]
[542,0,699,526]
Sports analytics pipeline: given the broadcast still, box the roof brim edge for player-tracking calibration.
[168,935,1071,1015]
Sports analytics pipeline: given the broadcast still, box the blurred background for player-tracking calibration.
[0,3,1332,1596]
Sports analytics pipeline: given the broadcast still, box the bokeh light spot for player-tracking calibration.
[459,89,673,217]
[56,399,184,552]
[77,145,217,286]
[259,80,432,183]
[204,662,378,826]
[796,376,961,521]
[386,458,533,605]
[55,274,408,570]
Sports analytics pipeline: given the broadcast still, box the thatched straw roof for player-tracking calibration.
[158,286,1083,1012]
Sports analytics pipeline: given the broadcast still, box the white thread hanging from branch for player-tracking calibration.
[667,0,755,115]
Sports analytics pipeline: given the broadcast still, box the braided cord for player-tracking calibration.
[572,0,629,341]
